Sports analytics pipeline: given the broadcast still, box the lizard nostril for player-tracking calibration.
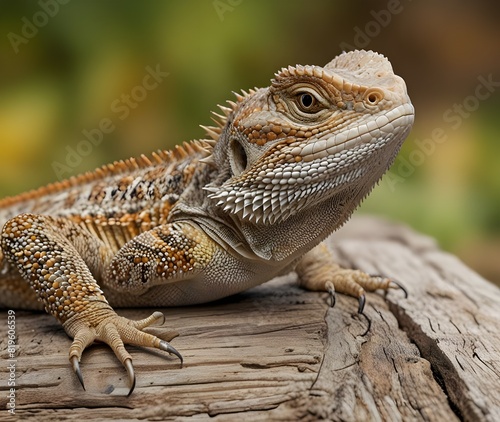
[364,89,384,106]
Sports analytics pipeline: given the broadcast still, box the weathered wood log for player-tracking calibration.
[1,216,499,421]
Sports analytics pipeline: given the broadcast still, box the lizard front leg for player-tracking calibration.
[1,213,182,395]
[296,243,406,321]
[103,221,217,298]
[102,221,264,306]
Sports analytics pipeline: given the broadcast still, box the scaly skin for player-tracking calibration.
[0,50,414,394]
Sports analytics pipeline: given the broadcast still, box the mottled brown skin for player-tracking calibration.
[0,50,414,394]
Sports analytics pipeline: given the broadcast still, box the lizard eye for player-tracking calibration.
[299,93,315,109]
[294,90,323,114]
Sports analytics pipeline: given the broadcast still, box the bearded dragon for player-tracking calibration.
[0,50,414,395]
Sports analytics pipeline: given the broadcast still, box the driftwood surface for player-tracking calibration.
[1,215,499,421]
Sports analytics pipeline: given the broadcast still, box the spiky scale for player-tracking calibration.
[218,105,232,116]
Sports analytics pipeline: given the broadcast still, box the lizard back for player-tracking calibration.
[0,140,211,251]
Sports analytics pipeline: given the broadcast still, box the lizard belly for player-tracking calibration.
[103,258,285,307]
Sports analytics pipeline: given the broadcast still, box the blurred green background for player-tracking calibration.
[0,0,499,284]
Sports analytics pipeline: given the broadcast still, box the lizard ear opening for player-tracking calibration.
[229,138,248,176]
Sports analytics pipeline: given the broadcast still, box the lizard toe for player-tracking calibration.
[68,324,97,391]
[64,308,182,395]
[131,311,166,330]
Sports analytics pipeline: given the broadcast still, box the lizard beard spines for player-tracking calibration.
[206,182,309,226]
[208,189,289,225]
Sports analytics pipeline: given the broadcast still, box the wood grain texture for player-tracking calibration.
[1,215,499,421]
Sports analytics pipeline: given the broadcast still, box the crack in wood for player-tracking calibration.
[449,319,462,334]
[472,350,500,378]
[428,317,436,333]
[387,301,476,422]
[455,355,465,371]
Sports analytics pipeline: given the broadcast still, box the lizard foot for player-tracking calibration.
[302,269,406,336]
[296,244,407,335]
[64,305,182,396]
[323,270,407,313]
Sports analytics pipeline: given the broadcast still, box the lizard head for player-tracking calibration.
[203,50,414,226]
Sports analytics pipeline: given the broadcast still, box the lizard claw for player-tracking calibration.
[389,278,408,298]
[159,340,183,366]
[356,293,371,336]
[357,293,366,314]
[125,358,136,397]
[368,274,408,298]
[326,281,336,308]
[71,355,85,391]
[326,278,370,335]
[357,311,372,337]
